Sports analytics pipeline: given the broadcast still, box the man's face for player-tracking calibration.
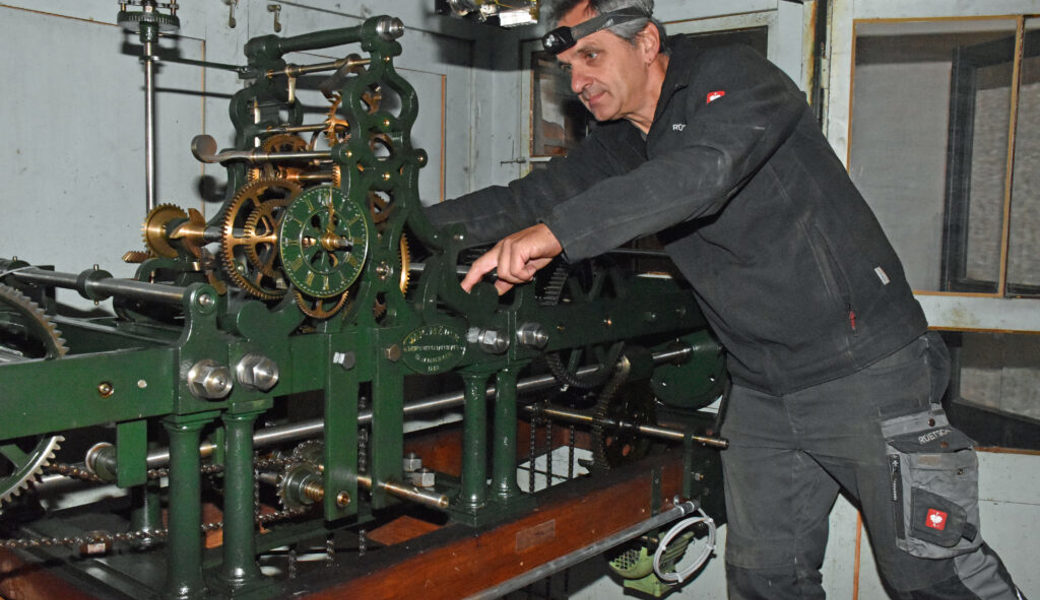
[555,3,650,123]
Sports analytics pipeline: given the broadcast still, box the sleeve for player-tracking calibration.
[423,122,642,247]
[543,46,809,262]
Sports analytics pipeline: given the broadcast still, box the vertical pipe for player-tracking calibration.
[144,45,156,212]
[221,411,263,588]
[491,368,520,502]
[138,16,159,214]
[130,479,163,550]
[162,415,210,600]
[458,372,490,511]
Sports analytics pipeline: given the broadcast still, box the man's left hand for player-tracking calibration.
[460,224,563,295]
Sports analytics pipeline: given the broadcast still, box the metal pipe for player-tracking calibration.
[5,267,189,305]
[528,406,728,449]
[144,47,156,213]
[355,474,449,510]
[265,56,370,79]
[464,501,701,600]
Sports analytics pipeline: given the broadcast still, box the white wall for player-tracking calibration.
[0,0,496,310]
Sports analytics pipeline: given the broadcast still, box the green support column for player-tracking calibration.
[220,410,264,589]
[491,367,521,502]
[162,413,216,600]
[458,372,490,512]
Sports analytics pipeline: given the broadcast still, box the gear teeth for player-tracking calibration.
[142,204,188,259]
[122,250,152,263]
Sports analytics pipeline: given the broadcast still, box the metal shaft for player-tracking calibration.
[3,266,189,305]
[355,474,449,510]
[144,45,156,212]
[66,346,701,480]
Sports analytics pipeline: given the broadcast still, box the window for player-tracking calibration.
[850,18,1040,296]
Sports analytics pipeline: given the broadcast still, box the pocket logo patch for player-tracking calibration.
[926,508,948,530]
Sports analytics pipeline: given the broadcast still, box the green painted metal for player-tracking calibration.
[220,410,263,589]
[117,419,149,487]
[458,371,491,514]
[491,367,521,503]
[163,413,217,600]
[0,13,728,599]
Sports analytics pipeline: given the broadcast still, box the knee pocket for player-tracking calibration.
[882,407,982,559]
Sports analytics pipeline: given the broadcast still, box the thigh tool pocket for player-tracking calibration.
[882,408,981,558]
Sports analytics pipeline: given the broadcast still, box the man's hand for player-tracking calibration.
[461,224,563,295]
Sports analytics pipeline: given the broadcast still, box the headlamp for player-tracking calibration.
[541,8,648,55]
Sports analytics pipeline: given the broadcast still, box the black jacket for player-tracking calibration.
[427,39,928,394]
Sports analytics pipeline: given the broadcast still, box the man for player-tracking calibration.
[426,0,1024,598]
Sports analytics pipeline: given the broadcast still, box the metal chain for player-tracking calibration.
[591,356,631,471]
[0,492,309,551]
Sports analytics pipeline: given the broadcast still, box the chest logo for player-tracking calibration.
[672,123,686,131]
[707,90,726,104]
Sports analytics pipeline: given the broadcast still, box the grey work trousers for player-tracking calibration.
[720,332,1022,599]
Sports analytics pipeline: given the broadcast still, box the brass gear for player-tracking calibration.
[293,289,350,320]
[261,133,308,154]
[371,234,411,319]
[325,94,351,147]
[0,283,67,508]
[220,178,302,299]
[243,197,291,282]
[260,134,308,180]
[142,204,188,258]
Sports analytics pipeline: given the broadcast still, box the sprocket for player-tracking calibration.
[0,283,67,508]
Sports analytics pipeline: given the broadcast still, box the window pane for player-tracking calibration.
[1007,21,1040,294]
[952,330,1040,432]
[850,20,1017,292]
[531,51,588,157]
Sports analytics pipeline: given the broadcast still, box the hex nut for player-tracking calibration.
[408,468,436,488]
[186,359,233,400]
[402,452,422,473]
[235,353,279,392]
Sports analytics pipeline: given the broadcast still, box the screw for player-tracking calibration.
[332,351,356,371]
[98,382,114,398]
[137,379,148,389]
[384,344,402,362]
[336,491,351,507]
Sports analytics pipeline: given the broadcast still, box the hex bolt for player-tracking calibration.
[234,353,279,392]
[97,382,115,398]
[516,322,548,349]
[467,327,509,354]
[332,351,356,371]
[185,359,233,400]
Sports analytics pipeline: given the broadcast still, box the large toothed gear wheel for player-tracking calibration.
[0,283,67,508]
[220,178,302,299]
[142,204,188,259]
